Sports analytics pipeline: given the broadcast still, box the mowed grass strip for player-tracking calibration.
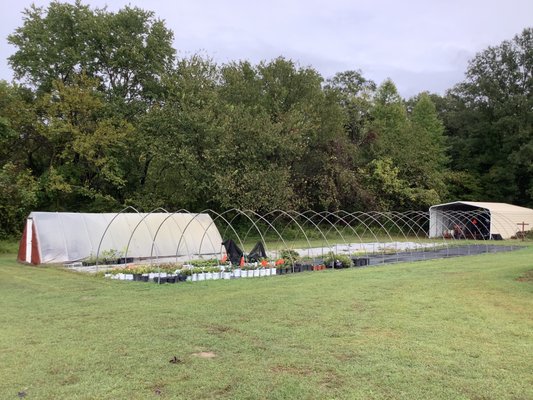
[0,247,532,400]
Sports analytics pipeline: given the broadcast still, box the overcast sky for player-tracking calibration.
[0,0,531,98]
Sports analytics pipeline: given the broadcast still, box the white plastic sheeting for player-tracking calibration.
[26,212,223,264]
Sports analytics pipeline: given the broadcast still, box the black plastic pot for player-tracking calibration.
[352,257,370,267]
[166,276,176,284]
[153,277,167,284]
[132,274,142,281]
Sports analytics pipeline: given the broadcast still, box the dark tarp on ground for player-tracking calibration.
[248,241,266,262]
[222,239,243,265]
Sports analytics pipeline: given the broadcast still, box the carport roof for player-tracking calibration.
[430,201,533,215]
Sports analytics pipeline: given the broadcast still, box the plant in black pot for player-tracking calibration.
[275,259,287,274]
[153,275,167,284]
[100,249,122,265]
[323,252,353,269]
[82,253,98,266]
[279,249,300,273]
[177,270,189,282]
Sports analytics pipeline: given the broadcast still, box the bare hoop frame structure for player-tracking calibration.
[95,206,141,271]
[89,208,519,273]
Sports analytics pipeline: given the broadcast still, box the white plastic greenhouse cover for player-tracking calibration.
[17,212,223,265]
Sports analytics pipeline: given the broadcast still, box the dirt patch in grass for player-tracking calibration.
[148,381,167,396]
[319,369,344,390]
[351,302,366,311]
[205,324,238,336]
[270,365,314,376]
[516,270,533,282]
[334,352,360,362]
[192,351,216,359]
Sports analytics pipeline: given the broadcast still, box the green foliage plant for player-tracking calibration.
[323,251,352,268]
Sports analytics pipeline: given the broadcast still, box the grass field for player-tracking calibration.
[1,245,532,399]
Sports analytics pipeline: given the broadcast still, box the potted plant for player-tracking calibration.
[220,264,232,279]
[211,267,222,280]
[175,268,190,282]
[153,275,167,284]
[232,264,241,278]
[82,253,98,266]
[222,269,232,280]
[240,265,249,278]
[100,249,123,265]
[127,265,145,281]
[280,249,301,273]
[252,266,260,277]
[323,252,353,269]
[275,259,286,274]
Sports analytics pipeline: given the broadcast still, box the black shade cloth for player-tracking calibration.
[222,239,243,265]
[248,241,266,262]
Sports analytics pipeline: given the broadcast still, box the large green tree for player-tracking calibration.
[446,27,533,206]
[5,1,176,217]
[363,81,448,209]
[131,56,222,211]
[216,58,325,211]
[325,70,376,145]
[0,162,38,237]
[8,0,175,107]
[35,74,133,209]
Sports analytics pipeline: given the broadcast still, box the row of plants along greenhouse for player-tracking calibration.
[101,250,370,284]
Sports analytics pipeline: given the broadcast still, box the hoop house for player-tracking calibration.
[17,212,223,265]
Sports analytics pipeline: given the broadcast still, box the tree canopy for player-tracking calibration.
[0,1,531,238]
[444,28,532,206]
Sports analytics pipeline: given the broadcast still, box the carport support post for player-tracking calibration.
[517,222,529,241]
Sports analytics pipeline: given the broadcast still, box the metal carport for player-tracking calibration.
[429,201,533,239]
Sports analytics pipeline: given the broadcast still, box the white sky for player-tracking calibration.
[0,0,531,98]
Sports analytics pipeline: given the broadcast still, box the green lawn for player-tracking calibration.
[1,246,532,399]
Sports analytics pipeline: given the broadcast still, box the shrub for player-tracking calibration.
[323,252,352,268]
[0,239,18,254]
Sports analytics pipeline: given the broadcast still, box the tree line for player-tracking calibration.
[0,1,531,238]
